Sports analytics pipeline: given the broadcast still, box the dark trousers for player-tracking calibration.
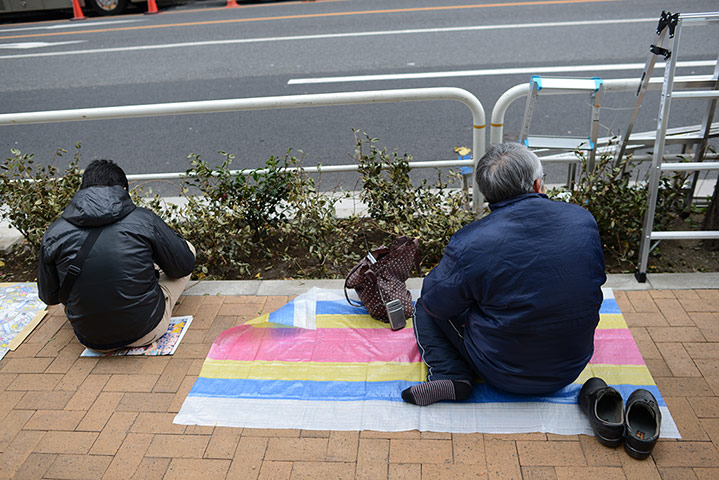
[412,304,477,382]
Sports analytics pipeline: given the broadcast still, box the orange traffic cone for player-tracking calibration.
[146,0,159,14]
[226,0,240,8]
[71,0,86,20]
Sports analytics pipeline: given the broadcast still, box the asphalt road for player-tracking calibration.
[1,0,718,191]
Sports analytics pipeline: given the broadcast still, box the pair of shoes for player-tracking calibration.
[579,377,661,459]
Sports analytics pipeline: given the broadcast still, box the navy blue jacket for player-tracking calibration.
[419,193,606,394]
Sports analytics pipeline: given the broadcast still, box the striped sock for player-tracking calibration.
[401,380,472,406]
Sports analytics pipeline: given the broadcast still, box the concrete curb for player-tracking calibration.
[182,273,719,296]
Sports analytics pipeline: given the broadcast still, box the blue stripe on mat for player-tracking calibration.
[599,298,621,314]
[188,377,664,406]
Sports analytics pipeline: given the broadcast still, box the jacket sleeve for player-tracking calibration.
[150,214,196,278]
[418,236,473,320]
[37,242,61,305]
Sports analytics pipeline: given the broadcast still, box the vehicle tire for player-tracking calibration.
[87,0,128,15]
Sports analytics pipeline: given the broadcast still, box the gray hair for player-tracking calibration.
[475,142,544,204]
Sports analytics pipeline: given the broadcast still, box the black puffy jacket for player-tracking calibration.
[38,185,195,350]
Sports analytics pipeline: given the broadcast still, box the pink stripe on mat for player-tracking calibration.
[208,324,422,363]
[590,329,644,365]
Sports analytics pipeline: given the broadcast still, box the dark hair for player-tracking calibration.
[80,159,128,190]
[475,142,543,204]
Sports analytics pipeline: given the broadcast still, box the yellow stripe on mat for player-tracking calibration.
[247,314,414,329]
[597,313,628,329]
[201,360,426,382]
[575,364,655,386]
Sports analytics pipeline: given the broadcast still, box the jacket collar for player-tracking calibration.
[489,192,548,211]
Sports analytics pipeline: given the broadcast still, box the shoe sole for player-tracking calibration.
[624,441,652,460]
[594,430,623,448]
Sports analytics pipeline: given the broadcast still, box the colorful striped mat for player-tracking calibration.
[174,288,679,436]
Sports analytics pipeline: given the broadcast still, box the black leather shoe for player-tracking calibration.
[624,389,661,460]
[579,377,625,447]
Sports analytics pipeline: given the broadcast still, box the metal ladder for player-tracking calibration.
[633,11,719,282]
[519,76,604,178]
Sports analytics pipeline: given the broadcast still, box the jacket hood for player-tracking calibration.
[62,185,136,227]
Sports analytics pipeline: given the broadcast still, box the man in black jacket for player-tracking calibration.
[38,160,196,352]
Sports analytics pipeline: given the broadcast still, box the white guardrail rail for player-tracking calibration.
[0,88,486,210]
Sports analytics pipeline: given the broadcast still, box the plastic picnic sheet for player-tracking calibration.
[174,287,680,436]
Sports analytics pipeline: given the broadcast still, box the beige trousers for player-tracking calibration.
[125,241,196,348]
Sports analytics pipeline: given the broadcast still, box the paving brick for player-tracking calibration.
[45,453,113,479]
[258,461,292,480]
[13,452,55,480]
[355,438,389,480]
[690,313,719,342]
[265,437,328,462]
[657,466,700,479]
[92,357,145,375]
[9,340,44,358]
[101,433,153,480]
[146,434,210,458]
[0,390,24,420]
[695,290,719,300]
[622,312,668,327]
[103,374,159,392]
[452,433,484,465]
[614,291,634,313]
[130,412,186,434]
[130,457,171,480]
[168,376,196,413]
[672,290,701,300]
[420,431,452,439]
[654,377,715,397]
[173,295,203,316]
[218,302,264,318]
[55,358,99,392]
[694,467,719,479]
[657,343,702,377]
[700,418,719,445]
[388,463,421,479]
[645,358,673,377]
[578,435,621,466]
[326,430,358,462]
[138,357,171,375]
[17,390,74,410]
[0,430,44,478]
[650,290,676,299]
[360,430,421,439]
[171,342,210,359]
[521,466,558,480]
[689,397,719,418]
[516,441,586,466]
[301,430,330,438]
[24,409,85,431]
[654,298,694,326]
[7,373,63,391]
[555,466,625,479]
[648,327,706,343]
[26,315,65,345]
[163,458,231,480]
[663,397,710,441]
[678,298,719,313]
[546,434,577,442]
[290,461,355,479]
[65,374,110,411]
[46,343,86,374]
[260,296,289,315]
[204,426,242,459]
[35,431,99,454]
[422,463,488,479]
[90,411,138,455]
[184,424,214,435]
[0,410,33,452]
[629,328,661,361]
[242,428,301,438]
[485,438,521,479]
[36,328,76,357]
[0,373,17,391]
[191,303,223,330]
[653,441,719,467]
[626,291,660,312]
[617,451,661,479]
[76,392,123,431]
[685,343,719,360]
[491,433,546,441]
[116,392,175,412]
[227,436,267,480]
[153,358,192,393]
[0,357,53,373]
[389,439,452,464]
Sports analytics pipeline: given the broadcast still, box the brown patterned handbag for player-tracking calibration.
[344,236,419,322]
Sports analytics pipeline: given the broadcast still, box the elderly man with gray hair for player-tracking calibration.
[402,142,606,406]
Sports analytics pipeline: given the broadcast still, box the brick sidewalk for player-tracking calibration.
[0,290,718,479]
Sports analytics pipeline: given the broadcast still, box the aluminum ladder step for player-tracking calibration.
[672,90,719,99]
[650,231,719,240]
[523,136,594,150]
[531,76,602,92]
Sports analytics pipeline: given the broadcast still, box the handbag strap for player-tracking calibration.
[59,227,103,304]
[344,262,377,308]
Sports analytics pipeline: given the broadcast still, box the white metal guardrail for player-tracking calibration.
[0,88,486,209]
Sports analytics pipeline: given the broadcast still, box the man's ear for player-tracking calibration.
[533,178,545,194]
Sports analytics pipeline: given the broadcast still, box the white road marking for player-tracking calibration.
[287,60,717,84]
[0,41,85,50]
[0,19,142,33]
[0,17,660,60]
